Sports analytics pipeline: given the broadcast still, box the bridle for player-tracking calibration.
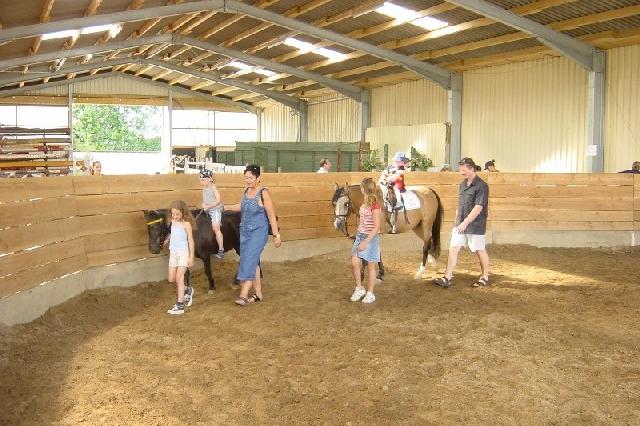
[146,215,168,247]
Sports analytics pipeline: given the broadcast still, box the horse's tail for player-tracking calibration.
[430,189,443,259]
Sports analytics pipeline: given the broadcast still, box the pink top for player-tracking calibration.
[357,203,381,234]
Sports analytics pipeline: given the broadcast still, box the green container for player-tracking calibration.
[228,142,369,172]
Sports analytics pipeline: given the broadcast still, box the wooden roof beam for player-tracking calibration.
[223,0,452,88]
[0,71,257,112]
[0,0,225,43]
[445,0,594,69]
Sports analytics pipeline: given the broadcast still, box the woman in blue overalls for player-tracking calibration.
[225,164,281,305]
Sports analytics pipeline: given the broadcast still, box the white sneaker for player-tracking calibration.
[361,292,376,304]
[350,287,366,302]
[167,303,185,315]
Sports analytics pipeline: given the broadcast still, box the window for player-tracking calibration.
[171,110,257,147]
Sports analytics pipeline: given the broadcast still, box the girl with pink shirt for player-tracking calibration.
[350,178,382,304]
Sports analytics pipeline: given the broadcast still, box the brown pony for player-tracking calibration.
[332,183,443,279]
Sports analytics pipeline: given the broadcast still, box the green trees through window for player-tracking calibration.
[73,104,162,152]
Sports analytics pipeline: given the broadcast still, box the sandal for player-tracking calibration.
[433,276,453,288]
[247,294,262,303]
[235,296,249,306]
[472,277,489,288]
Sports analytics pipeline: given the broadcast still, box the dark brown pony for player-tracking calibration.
[332,183,443,279]
[143,209,241,293]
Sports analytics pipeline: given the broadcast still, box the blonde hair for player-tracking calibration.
[360,177,377,207]
[168,200,194,227]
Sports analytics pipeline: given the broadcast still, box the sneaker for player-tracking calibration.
[361,292,376,304]
[184,286,194,307]
[167,303,185,315]
[215,250,225,260]
[350,287,366,302]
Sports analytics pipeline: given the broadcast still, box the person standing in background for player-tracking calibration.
[317,158,331,173]
[91,161,102,175]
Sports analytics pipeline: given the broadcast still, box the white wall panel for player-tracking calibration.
[371,79,447,127]
[605,44,640,172]
[259,102,299,142]
[26,76,168,96]
[462,57,588,172]
[308,95,360,142]
[366,123,447,166]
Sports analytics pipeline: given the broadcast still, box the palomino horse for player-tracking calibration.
[332,183,443,279]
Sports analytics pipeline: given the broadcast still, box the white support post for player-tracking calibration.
[168,89,173,156]
[299,101,308,142]
[68,83,73,161]
[360,89,371,143]
[256,108,262,142]
[587,50,606,173]
[447,73,463,165]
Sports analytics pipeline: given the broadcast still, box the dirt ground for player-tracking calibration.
[1,245,639,425]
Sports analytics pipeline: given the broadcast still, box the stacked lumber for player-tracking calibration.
[0,127,72,177]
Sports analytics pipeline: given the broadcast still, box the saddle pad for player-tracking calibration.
[401,190,421,211]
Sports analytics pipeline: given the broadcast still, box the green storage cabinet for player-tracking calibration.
[228,142,367,172]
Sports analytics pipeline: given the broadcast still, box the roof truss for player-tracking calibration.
[445,0,595,69]
[0,71,257,113]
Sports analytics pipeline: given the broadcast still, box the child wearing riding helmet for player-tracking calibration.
[379,151,409,233]
[200,169,225,260]
[350,178,382,304]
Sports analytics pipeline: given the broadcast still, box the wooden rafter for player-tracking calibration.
[27,0,55,60]
[152,70,172,81]
[236,0,601,101]
[168,74,190,85]
[211,0,385,96]
[161,0,280,61]
[190,80,214,91]
[134,64,154,75]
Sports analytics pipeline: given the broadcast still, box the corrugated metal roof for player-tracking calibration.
[528,0,640,25]
[0,0,639,101]
[395,23,519,56]
[565,16,640,37]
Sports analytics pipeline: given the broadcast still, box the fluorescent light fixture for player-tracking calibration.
[376,2,448,31]
[376,2,420,23]
[314,47,347,62]
[413,16,448,31]
[254,69,276,77]
[283,37,347,61]
[228,61,275,76]
[228,60,253,71]
[42,24,122,41]
[81,23,122,37]
[108,24,123,38]
[283,37,314,53]
[80,24,112,34]
[41,29,79,40]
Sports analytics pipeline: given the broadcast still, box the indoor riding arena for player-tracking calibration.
[1,1,640,425]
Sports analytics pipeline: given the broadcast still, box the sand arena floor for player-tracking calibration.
[1,245,639,425]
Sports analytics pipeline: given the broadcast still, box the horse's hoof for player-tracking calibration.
[375,278,383,284]
[427,255,436,265]
[208,289,215,295]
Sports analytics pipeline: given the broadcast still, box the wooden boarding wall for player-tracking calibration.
[0,172,637,299]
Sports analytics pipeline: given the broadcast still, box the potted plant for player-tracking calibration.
[409,147,433,171]
[361,149,384,172]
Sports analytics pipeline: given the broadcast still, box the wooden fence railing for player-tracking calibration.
[1,172,638,299]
